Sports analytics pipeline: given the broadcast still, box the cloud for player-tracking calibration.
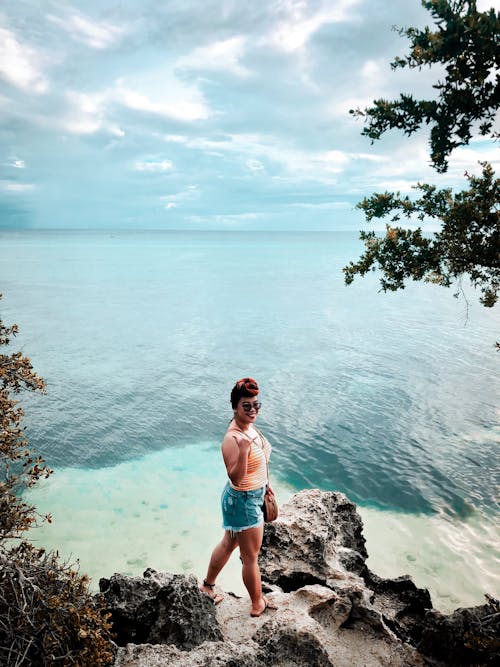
[289,201,351,209]
[265,0,361,52]
[176,36,251,77]
[114,78,211,122]
[0,181,35,192]
[47,10,126,50]
[135,159,173,172]
[188,212,260,227]
[0,24,49,93]
[63,90,106,134]
[160,185,199,209]
[1,0,492,230]
[368,179,420,194]
[246,159,265,172]
[163,132,350,182]
[56,73,212,137]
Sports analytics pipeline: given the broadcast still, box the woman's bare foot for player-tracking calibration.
[199,579,224,604]
[250,595,277,617]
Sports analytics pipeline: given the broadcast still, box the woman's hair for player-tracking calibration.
[230,377,259,409]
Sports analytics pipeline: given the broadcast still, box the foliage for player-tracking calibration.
[0,299,51,541]
[345,1,500,312]
[0,295,115,666]
[343,163,500,307]
[0,543,115,667]
[350,0,499,173]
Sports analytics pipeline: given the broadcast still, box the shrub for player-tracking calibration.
[0,295,115,666]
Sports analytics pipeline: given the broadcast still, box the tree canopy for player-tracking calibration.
[350,0,499,173]
[345,0,499,311]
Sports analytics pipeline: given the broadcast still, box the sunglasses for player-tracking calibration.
[241,401,261,412]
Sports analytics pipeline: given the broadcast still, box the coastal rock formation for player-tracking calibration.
[99,570,222,649]
[101,490,499,666]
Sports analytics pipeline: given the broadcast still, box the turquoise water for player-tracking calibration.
[1,230,498,610]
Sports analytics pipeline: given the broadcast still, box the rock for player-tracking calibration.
[100,490,498,666]
[417,595,500,665]
[364,571,433,644]
[259,488,403,641]
[99,569,222,649]
[259,489,368,593]
[115,585,425,667]
[114,641,257,667]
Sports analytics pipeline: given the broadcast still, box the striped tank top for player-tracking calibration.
[228,426,272,492]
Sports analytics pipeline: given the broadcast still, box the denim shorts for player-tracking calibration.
[221,482,266,534]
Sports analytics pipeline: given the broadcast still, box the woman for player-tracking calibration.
[200,377,276,617]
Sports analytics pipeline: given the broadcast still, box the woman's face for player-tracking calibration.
[234,396,261,425]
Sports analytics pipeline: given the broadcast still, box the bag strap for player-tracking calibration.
[253,426,270,488]
[228,423,270,487]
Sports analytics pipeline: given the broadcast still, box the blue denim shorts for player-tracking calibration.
[221,482,266,534]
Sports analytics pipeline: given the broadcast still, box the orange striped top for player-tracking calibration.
[228,427,272,491]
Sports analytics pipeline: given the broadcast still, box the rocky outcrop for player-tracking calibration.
[100,489,499,666]
[418,595,500,666]
[99,569,222,649]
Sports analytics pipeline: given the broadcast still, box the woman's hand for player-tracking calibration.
[232,434,253,453]
[222,433,253,487]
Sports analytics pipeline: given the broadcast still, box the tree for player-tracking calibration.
[345,0,499,309]
[0,301,51,540]
[0,295,115,666]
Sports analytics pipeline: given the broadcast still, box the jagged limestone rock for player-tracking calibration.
[101,490,498,666]
[99,570,222,649]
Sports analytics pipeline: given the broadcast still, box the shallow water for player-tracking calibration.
[25,441,499,612]
[2,230,499,611]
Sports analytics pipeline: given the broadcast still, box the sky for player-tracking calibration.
[0,0,498,230]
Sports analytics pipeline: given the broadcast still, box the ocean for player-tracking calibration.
[1,229,498,612]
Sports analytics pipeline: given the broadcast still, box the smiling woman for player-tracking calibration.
[200,377,277,618]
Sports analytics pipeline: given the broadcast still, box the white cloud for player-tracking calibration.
[448,144,500,172]
[8,158,26,169]
[370,179,420,193]
[135,159,173,172]
[361,59,382,79]
[0,25,48,93]
[0,181,35,192]
[160,185,199,209]
[176,36,251,77]
[165,135,188,143]
[63,90,105,134]
[477,0,500,10]
[349,153,390,163]
[115,80,211,122]
[328,56,400,120]
[48,11,126,50]
[59,73,212,136]
[246,159,264,172]
[188,212,260,226]
[265,0,361,52]
[163,132,350,182]
[318,150,350,173]
[289,201,351,209]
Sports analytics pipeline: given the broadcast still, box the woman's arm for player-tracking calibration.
[221,433,252,486]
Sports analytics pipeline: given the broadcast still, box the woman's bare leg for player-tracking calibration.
[201,530,238,599]
[237,524,266,615]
